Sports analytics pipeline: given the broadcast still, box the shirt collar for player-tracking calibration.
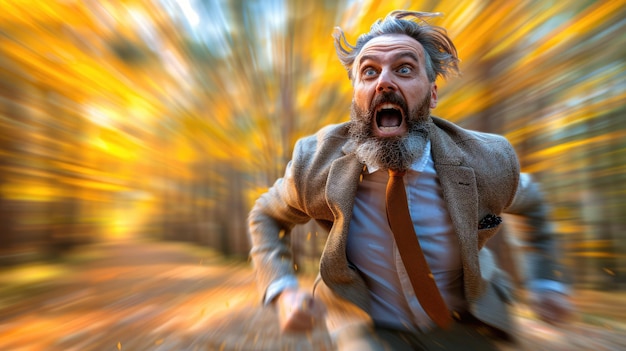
[364,140,431,174]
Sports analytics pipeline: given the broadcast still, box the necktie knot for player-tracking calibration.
[388,169,406,177]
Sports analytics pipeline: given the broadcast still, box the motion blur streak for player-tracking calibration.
[0,0,624,350]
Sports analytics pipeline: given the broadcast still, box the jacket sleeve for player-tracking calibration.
[247,138,312,302]
[504,173,570,290]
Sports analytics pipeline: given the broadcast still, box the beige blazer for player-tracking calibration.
[249,116,524,336]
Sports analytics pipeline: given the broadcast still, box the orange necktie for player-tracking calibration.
[386,169,453,329]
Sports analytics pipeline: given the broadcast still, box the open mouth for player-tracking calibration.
[375,103,404,134]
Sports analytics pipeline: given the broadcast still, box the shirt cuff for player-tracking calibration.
[264,275,299,305]
[528,279,570,296]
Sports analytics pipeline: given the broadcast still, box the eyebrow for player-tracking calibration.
[358,51,421,67]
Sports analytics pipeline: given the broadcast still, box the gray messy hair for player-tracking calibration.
[333,10,460,82]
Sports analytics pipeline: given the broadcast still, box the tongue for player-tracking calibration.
[378,110,401,127]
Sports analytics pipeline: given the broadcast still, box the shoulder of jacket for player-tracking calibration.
[288,123,352,194]
[431,116,520,209]
[431,116,509,145]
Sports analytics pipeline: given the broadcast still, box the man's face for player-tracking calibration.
[352,34,438,138]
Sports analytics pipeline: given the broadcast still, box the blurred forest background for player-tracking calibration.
[0,0,624,291]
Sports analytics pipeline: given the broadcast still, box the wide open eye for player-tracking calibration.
[397,66,412,74]
[363,67,378,77]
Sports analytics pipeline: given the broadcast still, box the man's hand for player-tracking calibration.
[275,288,326,333]
[532,291,574,325]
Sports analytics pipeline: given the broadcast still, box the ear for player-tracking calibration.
[430,83,438,109]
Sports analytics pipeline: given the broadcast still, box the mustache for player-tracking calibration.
[370,92,408,114]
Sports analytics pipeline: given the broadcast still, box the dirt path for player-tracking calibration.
[0,240,330,351]
[0,240,623,350]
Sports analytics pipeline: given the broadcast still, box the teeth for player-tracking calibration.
[379,126,400,132]
[377,103,399,111]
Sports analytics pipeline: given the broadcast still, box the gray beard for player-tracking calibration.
[349,94,431,171]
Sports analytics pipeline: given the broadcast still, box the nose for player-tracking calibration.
[376,71,397,93]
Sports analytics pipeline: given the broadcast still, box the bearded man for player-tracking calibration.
[248,10,571,351]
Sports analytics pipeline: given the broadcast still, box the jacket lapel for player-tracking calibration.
[429,122,485,303]
[319,145,372,311]
[326,140,363,218]
[326,154,363,223]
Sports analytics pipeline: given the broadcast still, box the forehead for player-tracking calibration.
[356,34,425,64]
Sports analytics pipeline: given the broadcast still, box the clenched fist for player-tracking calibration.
[275,288,327,333]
